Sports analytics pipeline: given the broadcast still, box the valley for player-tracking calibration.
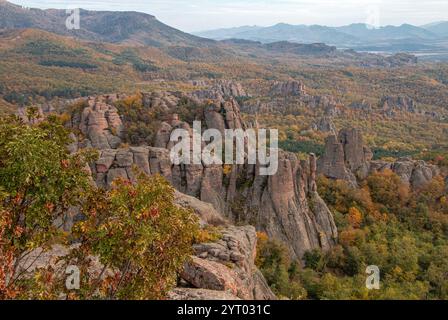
[0,0,447,301]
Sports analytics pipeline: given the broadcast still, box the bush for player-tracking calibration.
[0,115,96,299]
[73,173,199,300]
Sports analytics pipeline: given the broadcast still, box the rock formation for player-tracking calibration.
[176,226,276,300]
[349,100,372,112]
[317,128,372,186]
[380,95,417,116]
[70,93,337,260]
[318,128,442,190]
[191,80,249,100]
[370,158,441,190]
[311,117,337,134]
[70,96,124,150]
[270,80,307,97]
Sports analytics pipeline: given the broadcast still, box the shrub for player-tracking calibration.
[0,115,97,299]
[73,173,199,300]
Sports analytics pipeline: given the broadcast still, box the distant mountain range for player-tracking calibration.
[1,0,448,61]
[195,22,448,52]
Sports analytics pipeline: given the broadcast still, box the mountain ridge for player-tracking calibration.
[195,22,448,48]
[0,0,214,47]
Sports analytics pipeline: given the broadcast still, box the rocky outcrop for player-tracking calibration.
[168,288,241,300]
[338,129,373,176]
[91,146,337,259]
[349,100,372,112]
[317,128,372,186]
[318,128,442,190]
[318,128,374,185]
[191,80,249,100]
[70,96,124,149]
[173,190,227,227]
[177,226,276,300]
[270,80,307,97]
[141,91,182,112]
[311,117,337,134]
[380,96,417,116]
[79,94,337,260]
[370,158,441,190]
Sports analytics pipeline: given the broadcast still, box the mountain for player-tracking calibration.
[0,0,214,47]
[336,23,438,41]
[196,23,359,45]
[422,21,448,37]
[195,25,263,40]
[195,22,445,49]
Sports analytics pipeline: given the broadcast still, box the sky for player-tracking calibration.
[10,0,448,32]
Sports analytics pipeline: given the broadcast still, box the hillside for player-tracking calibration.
[0,0,214,47]
[195,22,448,59]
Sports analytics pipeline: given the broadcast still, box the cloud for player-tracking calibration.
[10,0,448,32]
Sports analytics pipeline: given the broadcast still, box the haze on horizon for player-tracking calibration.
[9,0,448,33]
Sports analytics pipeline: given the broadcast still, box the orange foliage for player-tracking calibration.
[348,207,363,228]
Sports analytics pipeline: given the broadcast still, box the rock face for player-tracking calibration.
[318,128,442,190]
[91,144,338,260]
[370,158,441,190]
[191,80,249,100]
[318,128,372,186]
[349,100,372,112]
[177,226,276,300]
[270,80,307,97]
[76,94,337,260]
[312,117,337,134]
[380,96,417,116]
[71,96,124,149]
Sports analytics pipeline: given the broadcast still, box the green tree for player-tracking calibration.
[0,115,96,299]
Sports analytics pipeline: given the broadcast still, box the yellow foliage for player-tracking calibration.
[223,164,233,176]
[348,207,363,228]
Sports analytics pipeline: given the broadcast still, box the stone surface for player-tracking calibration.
[370,158,441,189]
[71,96,124,149]
[86,94,338,260]
[318,128,372,185]
[380,95,417,116]
[270,80,307,96]
[318,128,442,191]
[183,226,277,300]
[192,80,249,100]
[311,117,337,134]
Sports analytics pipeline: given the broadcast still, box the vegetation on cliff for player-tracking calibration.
[0,116,199,299]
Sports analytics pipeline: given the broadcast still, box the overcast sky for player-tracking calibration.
[10,0,448,32]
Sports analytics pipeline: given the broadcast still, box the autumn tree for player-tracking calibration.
[366,169,409,213]
[72,173,199,300]
[0,115,96,299]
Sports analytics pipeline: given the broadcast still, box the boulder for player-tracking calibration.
[183,226,277,300]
